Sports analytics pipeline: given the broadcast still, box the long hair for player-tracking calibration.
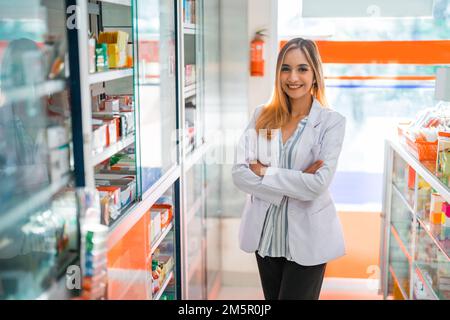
[255,38,327,138]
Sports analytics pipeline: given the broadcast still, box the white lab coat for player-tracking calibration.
[232,98,346,266]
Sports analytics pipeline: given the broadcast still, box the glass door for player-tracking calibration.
[135,0,178,195]
[0,0,79,299]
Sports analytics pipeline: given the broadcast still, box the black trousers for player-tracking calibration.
[255,252,326,300]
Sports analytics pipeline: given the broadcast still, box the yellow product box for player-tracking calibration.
[107,44,120,68]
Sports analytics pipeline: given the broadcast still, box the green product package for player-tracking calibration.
[95,43,109,72]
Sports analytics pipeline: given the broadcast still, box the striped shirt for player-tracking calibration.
[257,116,309,260]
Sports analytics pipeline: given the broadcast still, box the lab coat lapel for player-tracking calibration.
[292,99,322,169]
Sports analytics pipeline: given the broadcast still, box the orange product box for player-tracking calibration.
[430,211,444,225]
[151,204,173,229]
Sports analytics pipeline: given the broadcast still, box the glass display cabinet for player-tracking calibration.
[0,0,80,299]
[381,140,450,300]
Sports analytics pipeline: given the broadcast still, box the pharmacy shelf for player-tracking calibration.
[389,140,450,204]
[97,0,131,6]
[0,80,66,106]
[0,175,71,235]
[151,222,174,255]
[390,224,413,263]
[92,135,134,166]
[184,84,196,99]
[389,264,409,300]
[416,217,450,262]
[108,165,180,248]
[414,264,440,300]
[89,69,133,85]
[391,183,415,219]
[153,271,174,300]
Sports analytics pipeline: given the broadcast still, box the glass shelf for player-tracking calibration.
[417,217,450,262]
[389,264,409,300]
[415,223,450,300]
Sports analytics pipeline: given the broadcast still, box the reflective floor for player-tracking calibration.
[216,278,383,300]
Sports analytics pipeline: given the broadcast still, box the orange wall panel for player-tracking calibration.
[279,40,450,65]
[325,211,381,279]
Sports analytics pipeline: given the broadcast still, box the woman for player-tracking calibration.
[232,38,346,300]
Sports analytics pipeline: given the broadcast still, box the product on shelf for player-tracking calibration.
[436,131,450,187]
[185,64,196,86]
[89,35,96,73]
[431,193,444,214]
[151,249,174,297]
[98,31,129,69]
[95,43,109,72]
[97,186,121,221]
[150,210,162,243]
[81,224,108,300]
[92,114,120,145]
[151,204,173,229]
[398,109,441,163]
[47,125,71,183]
[126,44,133,68]
[92,122,108,153]
[97,177,136,207]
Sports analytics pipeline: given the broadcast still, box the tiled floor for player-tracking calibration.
[216,277,383,300]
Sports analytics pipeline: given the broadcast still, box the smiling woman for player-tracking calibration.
[232,38,347,300]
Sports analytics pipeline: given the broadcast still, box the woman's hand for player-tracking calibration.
[250,160,268,177]
[304,160,323,174]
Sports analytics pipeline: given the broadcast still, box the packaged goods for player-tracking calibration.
[151,204,173,229]
[95,43,109,72]
[92,123,107,153]
[49,145,70,182]
[98,31,129,68]
[436,131,450,187]
[104,99,120,113]
[89,36,96,73]
[150,210,162,243]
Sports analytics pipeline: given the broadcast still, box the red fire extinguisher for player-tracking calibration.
[250,30,267,77]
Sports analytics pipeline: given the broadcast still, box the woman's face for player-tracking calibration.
[280,48,314,101]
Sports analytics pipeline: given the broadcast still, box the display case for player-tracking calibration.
[0,0,221,300]
[0,0,81,299]
[381,140,450,300]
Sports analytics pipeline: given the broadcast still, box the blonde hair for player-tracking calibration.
[255,38,327,138]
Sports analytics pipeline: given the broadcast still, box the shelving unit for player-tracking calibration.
[1,0,221,300]
[88,69,133,85]
[92,135,134,166]
[381,139,450,300]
